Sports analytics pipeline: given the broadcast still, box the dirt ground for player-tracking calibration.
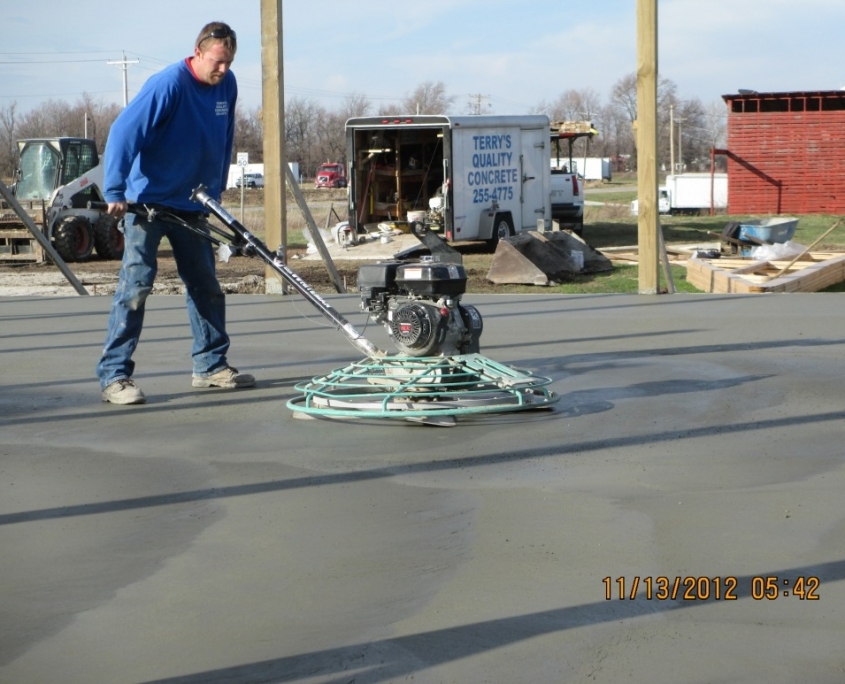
[0,231,503,297]
[0,185,517,295]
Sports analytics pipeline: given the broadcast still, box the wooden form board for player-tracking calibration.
[686,252,845,293]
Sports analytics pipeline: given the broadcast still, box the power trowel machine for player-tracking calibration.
[105,186,558,426]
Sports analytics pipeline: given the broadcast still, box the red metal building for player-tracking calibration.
[722,90,845,215]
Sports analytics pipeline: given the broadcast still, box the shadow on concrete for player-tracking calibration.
[3,406,844,527]
[138,559,844,684]
[518,336,845,380]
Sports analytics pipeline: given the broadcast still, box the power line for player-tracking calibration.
[0,90,120,99]
[467,93,491,115]
[107,53,140,107]
[0,50,120,55]
[0,58,109,64]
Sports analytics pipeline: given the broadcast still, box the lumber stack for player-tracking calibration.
[686,252,845,293]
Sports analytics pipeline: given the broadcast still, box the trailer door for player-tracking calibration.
[519,126,548,230]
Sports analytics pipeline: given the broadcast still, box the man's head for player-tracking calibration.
[192,22,236,85]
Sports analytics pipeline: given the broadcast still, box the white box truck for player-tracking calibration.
[346,115,578,247]
[556,156,612,182]
[631,172,727,215]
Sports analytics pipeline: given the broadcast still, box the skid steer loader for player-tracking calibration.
[0,137,122,262]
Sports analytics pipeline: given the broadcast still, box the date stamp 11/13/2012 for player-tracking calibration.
[603,576,820,601]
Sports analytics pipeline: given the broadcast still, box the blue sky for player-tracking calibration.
[2,0,845,117]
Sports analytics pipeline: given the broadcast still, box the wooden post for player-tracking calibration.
[636,0,659,294]
[260,0,287,293]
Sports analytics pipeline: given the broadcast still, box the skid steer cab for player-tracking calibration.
[10,137,123,262]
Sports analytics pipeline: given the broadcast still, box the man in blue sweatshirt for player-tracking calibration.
[97,21,255,405]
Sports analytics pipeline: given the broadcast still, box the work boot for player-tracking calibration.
[101,378,146,405]
[192,366,256,389]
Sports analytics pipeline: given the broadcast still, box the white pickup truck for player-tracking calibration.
[550,167,584,234]
[547,120,596,235]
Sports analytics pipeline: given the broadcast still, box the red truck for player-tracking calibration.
[314,162,347,189]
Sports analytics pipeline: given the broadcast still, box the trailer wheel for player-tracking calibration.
[486,213,514,251]
[53,216,95,262]
[93,215,125,260]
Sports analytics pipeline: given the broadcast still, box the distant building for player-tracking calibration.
[722,90,845,215]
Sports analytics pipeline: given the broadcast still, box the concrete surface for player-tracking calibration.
[1,291,844,683]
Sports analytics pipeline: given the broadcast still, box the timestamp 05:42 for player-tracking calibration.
[603,576,821,601]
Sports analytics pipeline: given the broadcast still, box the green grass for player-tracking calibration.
[584,190,638,205]
[573,213,845,293]
[538,263,698,295]
[583,213,845,251]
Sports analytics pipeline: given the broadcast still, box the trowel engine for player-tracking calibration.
[357,257,483,357]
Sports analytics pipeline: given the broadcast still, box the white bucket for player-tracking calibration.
[571,250,584,272]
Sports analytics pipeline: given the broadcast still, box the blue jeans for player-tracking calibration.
[96,212,230,389]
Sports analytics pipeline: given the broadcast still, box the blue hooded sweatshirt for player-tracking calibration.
[103,58,236,212]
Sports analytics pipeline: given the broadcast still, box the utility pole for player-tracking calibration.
[677,118,684,172]
[107,52,139,107]
[669,104,674,174]
[468,93,490,115]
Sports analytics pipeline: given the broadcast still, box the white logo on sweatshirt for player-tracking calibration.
[215,101,229,116]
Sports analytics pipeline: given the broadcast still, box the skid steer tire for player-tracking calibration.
[93,215,125,261]
[53,216,95,262]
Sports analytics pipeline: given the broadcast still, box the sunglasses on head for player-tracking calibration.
[198,27,236,46]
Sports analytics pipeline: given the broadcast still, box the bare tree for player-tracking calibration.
[400,81,455,115]
[284,96,329,178]
[609,72,679,170]
[610,73,639,127]
[0,102,18,179]
[700,99,728,170]
[376,101,402,116]
[5,73,723,183]
[336,92,372,121]
[75,93,121,152]
[541,87,603,123]
[234,105,264,163]
[312,110,347,165]
[42,100,75,137]
[535,87,604,158]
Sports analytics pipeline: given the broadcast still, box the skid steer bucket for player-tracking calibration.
[487,230,613,285]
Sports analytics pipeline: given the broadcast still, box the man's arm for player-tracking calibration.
[102,77,173,204]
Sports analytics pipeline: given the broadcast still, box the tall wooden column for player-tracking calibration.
[637,0,659,294]
[260,0,287,293]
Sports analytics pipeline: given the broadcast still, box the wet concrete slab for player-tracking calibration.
[1,292,844,683]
